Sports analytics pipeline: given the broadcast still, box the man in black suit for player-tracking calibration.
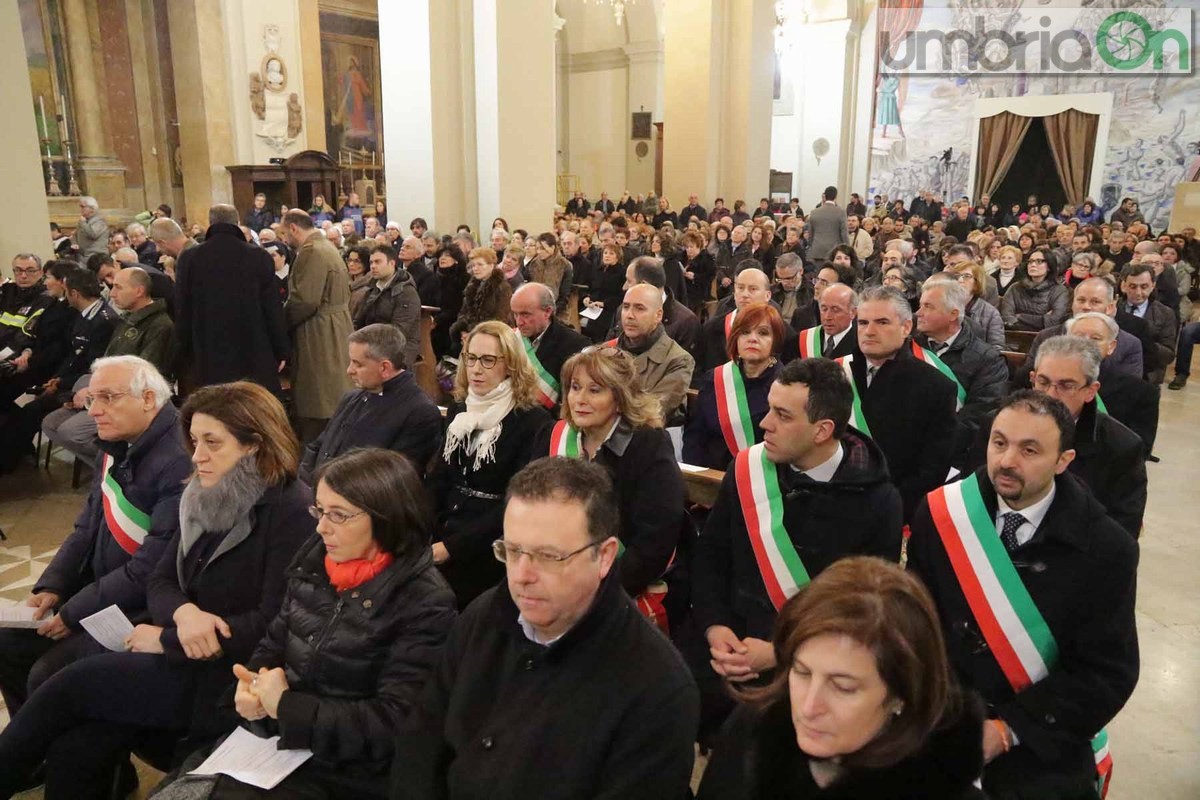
[679,194,707,227]
[511,283,590,416]
[697,265,779,374]
[771,254,814,330]
[909,391,1138,799]
[620,257,699,358]
[299,324,443,483]
[1120,262,1177,384]
[399,235,439,306]
[845,286,957,517]
[594,191,615,216]
[1067,312,1158,456]
[565,191,590,217]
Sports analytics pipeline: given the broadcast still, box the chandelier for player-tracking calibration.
[581,0,636,26]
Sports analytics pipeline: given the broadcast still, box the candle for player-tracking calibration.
[58,93,70,141]
[37,95,48,139]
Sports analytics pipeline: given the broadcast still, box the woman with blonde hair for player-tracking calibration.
[431,321,552,607]
[532,346,684,610]
[944,261,1005,348]
[449,247,513,349]
[990,244,1023,297]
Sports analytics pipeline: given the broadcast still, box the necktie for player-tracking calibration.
[822,334,834,358]
[866,365,879,387]
[928,340,943,353]
[1000,512,1027,551]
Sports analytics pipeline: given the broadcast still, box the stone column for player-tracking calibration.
[0,0,53,271]
[719,0,776,206]
[662,0,723,205]
[624,40,664,196]
[60,0,127,210]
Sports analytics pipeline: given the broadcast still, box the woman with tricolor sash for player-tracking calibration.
[532,346,684,609]
[683,303,784,470]
[0,382,316,798]
[430,321,552,609]
[698,557,987,800]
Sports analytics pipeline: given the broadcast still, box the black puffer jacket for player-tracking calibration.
[245,535,457,777]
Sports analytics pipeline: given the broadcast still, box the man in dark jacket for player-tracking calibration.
[915,275,1009,467]
[355,244,421,370]
[0,255,57,371]
[175,205,290,394]
[617,257,700,358]
[697,266,784,374]
[909,392,1138,798]
[848,286,958,518]
[300,324,443,483]
[0,356,191,715]
[399,236,439,306]
[1120,262,1177,383]
[679,194,707,227]
[125,222,159,267]
[0,259,76,405]
[244,192,276,233]
[390,458,699,800]
[691,358,903,740]
[511,283,589,415]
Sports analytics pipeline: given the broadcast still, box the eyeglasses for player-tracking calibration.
[952,273,974,282]
[12,267,41,276]
[492,539,599,569]
[83,390,130,409]
[463,353,504,369]
[308,505,367,525]
[1032,375,1084,394]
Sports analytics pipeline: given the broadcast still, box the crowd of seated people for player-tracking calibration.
[0,184,1187,799]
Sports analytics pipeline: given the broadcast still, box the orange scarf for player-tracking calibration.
[324,551,394,593]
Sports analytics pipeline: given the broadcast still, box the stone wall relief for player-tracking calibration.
[249,24,302,154]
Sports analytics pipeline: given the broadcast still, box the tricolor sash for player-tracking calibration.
[836,356,872,437]
[734,443,810,610]
[724,309,738,341]
[521,335,559,409]
[911,340,966,411]
[927,473,1112,795]
[547,420,583,458]
[1095,394,1108,415]
[100,454,151,556]
[601,338,618,348]
[714,361,755,456]
[796,326,824,359]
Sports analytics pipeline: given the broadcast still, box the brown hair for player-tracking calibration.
[598,242,623,269]
[559,348,663,429]
[453,320,541,407]
[747,557,957,770]
[726,303,786,361]
[945,259,988,300]
[180,381,299,486]
[468,246,497,265]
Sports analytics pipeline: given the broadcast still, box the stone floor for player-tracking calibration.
[0,386,1198,798]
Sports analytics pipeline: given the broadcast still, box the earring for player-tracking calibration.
[892,704,904,717]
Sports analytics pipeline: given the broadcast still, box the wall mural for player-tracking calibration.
[867,0,1200,231]
[249,25,303,154]
[319,12,382,161]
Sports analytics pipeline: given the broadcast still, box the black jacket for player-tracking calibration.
[354,269,422,370]
[244,207,276,232]
[50,300,118,387]
[300,371,444,484]
[406,258,440,307]
[135,239,160,267]
[915,327,1008,469]
[245,536,457,778]
[907,470,1139,794]
[680,204,707,226]
[432,404,553,606]
[692,429,903,641]
[698,693,987,800]
[433,264,469,358]
[528,318,590,413]
[532,420,685,598]
[682,251,716,307]
[847,345,958,518]
[34,404,192,628]
[0,281,56,354]
[175,223,290,394]
[18,296,77,384]
[653,210,680,229]
[683,361,778,470]
[1096,370,1159,455]
[389,572,699,800]
[147,479,315,738]
[697,299,793,375]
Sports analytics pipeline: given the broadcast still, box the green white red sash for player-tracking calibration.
[927,473,1112,795]
[521,335,559,410]
[1095,394,1108,414]
[548,420,583,458]
[714,361,755,456]
[796,326,824,359]
[724,309,738,340]
[100,454,151,555]
[911,340,965,411]
[602,338,618,348]
[836,356,872,436]
[734,443,810,610]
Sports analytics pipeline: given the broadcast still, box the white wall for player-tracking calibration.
[568,68,629,196]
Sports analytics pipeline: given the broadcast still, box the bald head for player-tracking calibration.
[733,267,771,309]
[511,282,556,338]
[621,283,664,341]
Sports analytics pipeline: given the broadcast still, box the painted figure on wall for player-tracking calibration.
[876,67,904,139]
[334,55,375,150]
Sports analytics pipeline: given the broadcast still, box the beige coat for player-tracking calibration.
[631,328,695,424]
[285,234,353,419]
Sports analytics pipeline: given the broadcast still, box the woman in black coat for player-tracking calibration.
[0,382,314,800]
[678,230,716,311]
[698,557,986,800]
[683,304,784,470]
[432,246,469,359]
[155,449,457,799]
[431,322,552,608]
[532,347,684,605]
[580,243,627,343]
[1000,247,1070,331]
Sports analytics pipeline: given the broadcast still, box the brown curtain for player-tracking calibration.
[975,112,1034,200]
[1043,109,1099,206]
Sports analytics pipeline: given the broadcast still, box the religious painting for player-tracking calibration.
[320,31,381,159]
[631,112,652,140]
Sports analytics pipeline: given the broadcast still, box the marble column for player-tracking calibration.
[60,0,127,209]
[0,0,53,270]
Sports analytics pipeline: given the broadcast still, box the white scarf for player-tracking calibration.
[443,379,515,472]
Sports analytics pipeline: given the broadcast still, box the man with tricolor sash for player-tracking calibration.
[691,358,903,741]
[0,356,191,716]
[697,265,780,375]
[842,286,958,518]
[914,274,1009,468]
[510,283,589,415]
[908,391,1138,799]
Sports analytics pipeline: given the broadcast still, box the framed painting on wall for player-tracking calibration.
[320,32,382,159]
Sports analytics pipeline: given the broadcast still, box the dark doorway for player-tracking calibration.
[991,118,1067,214]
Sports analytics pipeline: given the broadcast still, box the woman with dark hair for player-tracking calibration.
[1077,200,1103,225]
[432,246,469,359]
[683,303,784,470]
[698,557,986,800]
[346,244,373,320]
[528,232,574,320]
[431,322,551,607]
[0,382,315,799]
[829,244,862,283]
[653,230,691,306]
[1000,246,1070,331]
[580,243,626,343]
[373,200,387,228]
[154,449,457,799]
[749,223,777,276]
[882,265,923,314]
[491,217,509,232]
